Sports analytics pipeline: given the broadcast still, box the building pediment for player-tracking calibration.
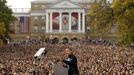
[49,0,83,9]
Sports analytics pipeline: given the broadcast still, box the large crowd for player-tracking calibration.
[0,40,134,75]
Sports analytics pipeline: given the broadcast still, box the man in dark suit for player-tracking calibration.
[61,48,79,75]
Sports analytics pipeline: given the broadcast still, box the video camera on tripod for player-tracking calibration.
[33,48,47,75]
[34,48,47,59]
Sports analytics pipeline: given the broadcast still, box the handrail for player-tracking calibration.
[12,8,31,13]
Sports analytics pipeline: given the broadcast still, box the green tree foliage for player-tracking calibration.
[0,39,3,47]
[88,0,113,37]
[0,0,15,34]
[0,0,15,45]
[0,22,6,46]
[88,0,134,46]
[0,22,6,35]
[112,0,134,46]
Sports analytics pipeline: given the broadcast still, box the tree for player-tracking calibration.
[88,0,114,38]
[0,22,6,35]
[0,0,15,34]
[111,0,134,46]
[88,0,134,46]
[0,22,6,46]
[0,0,15,45]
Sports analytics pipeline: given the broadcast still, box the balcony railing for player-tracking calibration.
[12,8,31,13]
[32,0,96,3]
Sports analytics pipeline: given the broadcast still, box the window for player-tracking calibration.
[41,16,45,20]
[87,5,90,8]
[34,26,38,32]
[34,26,38,30]
[34,16,38,20]
[41,27,45,32]
[34,16,38,22]
[41,27,45,30]
[42,5,46,9]
[33,4,38,8]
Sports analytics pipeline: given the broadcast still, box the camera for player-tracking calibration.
[34,48,46,59]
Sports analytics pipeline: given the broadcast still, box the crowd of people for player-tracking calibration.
[0,39,134,75]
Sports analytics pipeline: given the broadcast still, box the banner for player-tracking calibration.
[71,13,78,30]
[19,16,29,33]
[62,14,69,31]
[53,13,59,30]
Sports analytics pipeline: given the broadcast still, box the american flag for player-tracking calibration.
[19,16,29,33]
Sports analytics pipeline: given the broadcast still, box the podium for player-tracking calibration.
[53,63,68,75]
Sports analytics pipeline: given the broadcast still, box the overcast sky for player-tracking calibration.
[6,0,35,8]
[6,0,112,8]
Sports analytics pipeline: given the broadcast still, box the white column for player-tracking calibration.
[50,12,53,32]
[69,12,72,32]
[78,12,81,32]
[59,12,62,32]
[82,13,85,33]
[46,13,49,32]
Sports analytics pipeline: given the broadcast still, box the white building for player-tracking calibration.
[11,0,93,42]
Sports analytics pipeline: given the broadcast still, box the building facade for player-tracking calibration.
[11,0,93,42]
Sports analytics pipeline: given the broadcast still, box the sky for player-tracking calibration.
[6,0,112,8]
[6,0,35,8]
